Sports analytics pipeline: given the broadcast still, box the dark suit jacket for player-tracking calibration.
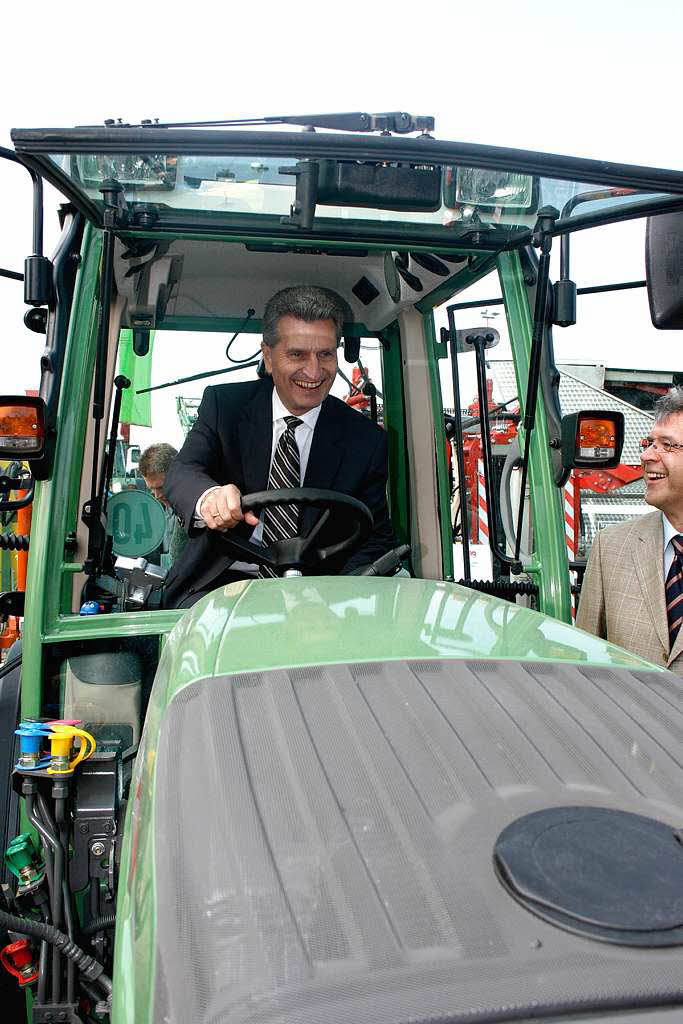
[162,378,396,608]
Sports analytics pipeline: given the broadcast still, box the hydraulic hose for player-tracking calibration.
[0,908,112,995]
[37,908,49,1005]
[60,824,76,1004]
[81,913,117,936]
[499,440,531,560]
[37,792,63,1004]
[25,793,54,1001]
[0,533,29,551]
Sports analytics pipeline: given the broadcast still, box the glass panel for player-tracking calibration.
[48,151,681,239]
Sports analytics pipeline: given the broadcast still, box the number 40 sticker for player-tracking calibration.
[107,490,167,558]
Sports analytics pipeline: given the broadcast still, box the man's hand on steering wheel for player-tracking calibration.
[200,484,259,531]
[215,487,374,576]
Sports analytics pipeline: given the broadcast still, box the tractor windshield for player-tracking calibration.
[45,149,680,243]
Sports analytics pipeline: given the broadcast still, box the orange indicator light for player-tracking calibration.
[577,417,616,457]
[0,403,44,453]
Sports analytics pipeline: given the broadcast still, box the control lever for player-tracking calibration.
[349,544,411,577]
[115,556,167,609]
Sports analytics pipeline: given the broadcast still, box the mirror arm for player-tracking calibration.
[0,267,24,282]
[0,146,53,307]
[513,206,559,563]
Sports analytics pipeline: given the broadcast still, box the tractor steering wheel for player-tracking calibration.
[217,487,373,576]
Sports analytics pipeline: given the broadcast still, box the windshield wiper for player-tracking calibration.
[109,111,435,135]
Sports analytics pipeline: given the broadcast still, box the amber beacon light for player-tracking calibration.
[561,410,624,470]
[0,396,46,458]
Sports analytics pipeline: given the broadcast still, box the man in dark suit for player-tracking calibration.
[163,285,396,608]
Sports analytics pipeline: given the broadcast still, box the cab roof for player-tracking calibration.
[12,125,683,246]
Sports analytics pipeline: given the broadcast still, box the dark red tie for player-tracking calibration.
[665,535,683,650]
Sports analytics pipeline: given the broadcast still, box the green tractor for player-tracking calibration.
[0,112,682,1023]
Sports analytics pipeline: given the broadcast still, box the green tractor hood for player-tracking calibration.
[113,577,674,1023]
[157,575,655,700]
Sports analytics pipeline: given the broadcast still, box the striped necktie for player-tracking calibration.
[259,416,303,578]
[665,535,683,650]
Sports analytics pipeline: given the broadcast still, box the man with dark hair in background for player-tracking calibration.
[576,386,683,676]
[163,285,396,608]
[139,443,187,565]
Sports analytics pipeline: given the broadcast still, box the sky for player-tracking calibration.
[1,0,681,416]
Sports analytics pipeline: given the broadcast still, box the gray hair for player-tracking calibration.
[262,285,347,347]
[139,442,177,477]
[653,386,683,423]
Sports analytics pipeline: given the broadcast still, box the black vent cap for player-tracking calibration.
[494,806,683,947]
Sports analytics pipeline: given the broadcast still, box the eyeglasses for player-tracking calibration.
[639,437,683,454]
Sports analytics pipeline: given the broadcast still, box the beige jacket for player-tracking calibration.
[575,510,683,675]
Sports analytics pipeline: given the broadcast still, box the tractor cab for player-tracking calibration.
[1,112,683,1023]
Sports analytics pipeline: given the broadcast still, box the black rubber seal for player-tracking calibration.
[494,806,683,947]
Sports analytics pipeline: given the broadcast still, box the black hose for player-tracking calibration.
[62,878,76,1003]
[37,907,49,1005]
[0,909,112,995]
[457,577,539,597]
[0,533,29,551]
[25,796,53,1003]
[81,913,117,936]
[60,820,76,1005]
[38,793,62,1005]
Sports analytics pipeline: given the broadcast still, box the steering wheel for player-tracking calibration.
[217,487,373,576]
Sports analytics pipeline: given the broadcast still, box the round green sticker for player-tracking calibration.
[107,490,167,558]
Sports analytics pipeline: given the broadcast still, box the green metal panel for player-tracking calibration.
[497,251,572,622]
[42,609,182,643]
[53,225,103,621]
[112,644,168,1024]
[166,577,656,699]
[21,224,102,719]
[422,312,454,580]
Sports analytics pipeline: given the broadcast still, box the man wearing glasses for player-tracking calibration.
[576,387,683,676]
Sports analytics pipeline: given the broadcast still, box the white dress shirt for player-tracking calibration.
[663,514,681,578]
[194,387,323,546]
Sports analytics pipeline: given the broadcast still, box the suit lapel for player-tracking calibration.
[632,512,669,656]
[237,382,273,495]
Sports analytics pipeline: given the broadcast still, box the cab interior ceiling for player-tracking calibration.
[113,237,482,333]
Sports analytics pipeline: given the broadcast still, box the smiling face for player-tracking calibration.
[641,412,683,530]
[262,315,338,416]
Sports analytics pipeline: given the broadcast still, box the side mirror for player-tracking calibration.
[645,210,683,329]
[561,411,624,470]
[0,396,46,460]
